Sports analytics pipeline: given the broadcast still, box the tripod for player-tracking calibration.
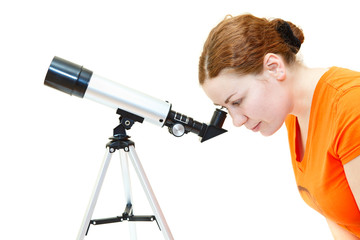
[76,109,174,240]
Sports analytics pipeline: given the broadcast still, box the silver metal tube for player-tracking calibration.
[85,74,171,127]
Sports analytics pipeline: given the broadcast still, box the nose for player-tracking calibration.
[231,113,248,127]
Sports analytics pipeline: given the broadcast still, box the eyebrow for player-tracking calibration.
[213,93,236,106]
[225,93,236,104]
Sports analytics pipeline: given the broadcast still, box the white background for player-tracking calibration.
[1,0,359,239]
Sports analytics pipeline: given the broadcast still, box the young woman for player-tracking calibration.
[199,14,360,239]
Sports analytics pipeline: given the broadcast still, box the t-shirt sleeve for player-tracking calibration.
[334,87,360,165]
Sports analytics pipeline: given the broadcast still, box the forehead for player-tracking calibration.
[202,70,252,104]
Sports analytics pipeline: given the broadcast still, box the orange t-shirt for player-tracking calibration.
[285,67,360,237]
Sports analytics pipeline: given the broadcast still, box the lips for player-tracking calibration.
[251,122,261,132]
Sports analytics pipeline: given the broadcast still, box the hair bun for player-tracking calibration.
[275,21,303,53]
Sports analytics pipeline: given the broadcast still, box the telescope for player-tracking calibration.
[44,56,227,142]
[44,56,228,240]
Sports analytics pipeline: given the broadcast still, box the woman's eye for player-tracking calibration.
[232,99,242,106]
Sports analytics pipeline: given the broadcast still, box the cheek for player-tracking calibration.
[247,87,290,120]
[242,93,270,118]
[242,84,270,117]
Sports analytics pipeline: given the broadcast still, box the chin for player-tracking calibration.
[260,131,274,137]
[260,125,281,137]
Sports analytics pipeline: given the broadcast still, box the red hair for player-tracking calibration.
[199,14,304,84]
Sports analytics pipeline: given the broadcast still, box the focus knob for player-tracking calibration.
[170,123,185,137]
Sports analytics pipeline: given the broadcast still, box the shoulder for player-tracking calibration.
[322,67,360,92]
[314,67,360,117]
[315,67,360,164]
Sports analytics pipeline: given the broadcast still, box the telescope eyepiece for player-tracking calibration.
[209,108,227,128]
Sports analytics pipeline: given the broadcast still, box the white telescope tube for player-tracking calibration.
[85,74,170,127]
[44,56,170,127]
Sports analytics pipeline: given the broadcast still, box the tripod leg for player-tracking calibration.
[127,145,174,240]
[119,150,137,240]
[76,148,113,240]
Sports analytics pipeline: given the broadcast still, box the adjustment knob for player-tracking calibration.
[170,123,185,137]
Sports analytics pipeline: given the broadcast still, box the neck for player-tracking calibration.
[288,64,328,120]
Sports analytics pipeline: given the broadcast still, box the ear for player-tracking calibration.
[263,53,286,81]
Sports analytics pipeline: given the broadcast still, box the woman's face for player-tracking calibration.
[202,69,292,136]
